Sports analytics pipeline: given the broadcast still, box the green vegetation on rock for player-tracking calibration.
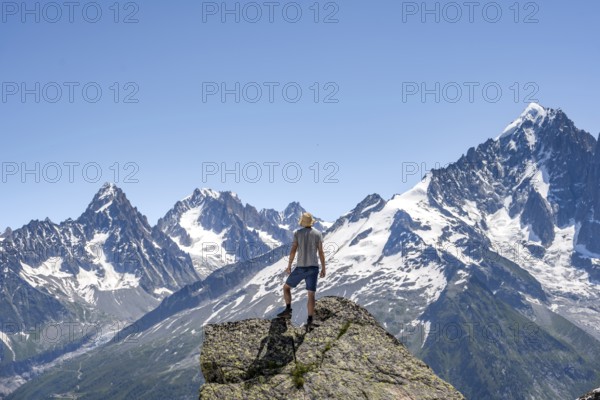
[199,296,464,399]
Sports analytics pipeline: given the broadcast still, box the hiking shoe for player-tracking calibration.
[276,307,292,318]
[305,321,313,332]
[305,318,318,332]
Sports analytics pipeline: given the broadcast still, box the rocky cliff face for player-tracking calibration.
[199,296,464,399]
[579,387,600,400]
[157,188,329,278]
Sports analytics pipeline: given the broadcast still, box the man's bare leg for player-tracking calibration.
[284,284,292,306]
[307,290,316,317]
[276,284,294,318]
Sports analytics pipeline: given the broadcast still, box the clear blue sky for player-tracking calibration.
[1,0,599,230]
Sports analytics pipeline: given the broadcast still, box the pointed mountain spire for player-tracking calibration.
[498,103,550,140]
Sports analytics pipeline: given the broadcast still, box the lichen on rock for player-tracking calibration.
[199,296,464,399]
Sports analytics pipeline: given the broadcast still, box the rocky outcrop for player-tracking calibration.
[577,134,600,254]
[327,194,386,233]
[578,387,600,400]
[520,189,555,246]
[199,296,464,399]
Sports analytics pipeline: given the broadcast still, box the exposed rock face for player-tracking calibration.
[520,188,555,245]
[0,183,200,333]
[327,194,385,233]
[578,387,600,400]
[156,188,329,278]
[577,135,600,254]
[199,296,464,399]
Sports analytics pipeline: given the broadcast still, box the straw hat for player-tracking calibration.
[299,212,315,227]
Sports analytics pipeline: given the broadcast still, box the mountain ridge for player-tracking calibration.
[4,104,600,400]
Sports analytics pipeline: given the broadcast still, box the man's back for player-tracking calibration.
[278,212,326,328]
[293,227,323,267]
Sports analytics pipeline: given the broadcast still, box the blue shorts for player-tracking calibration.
[285,266,319,292]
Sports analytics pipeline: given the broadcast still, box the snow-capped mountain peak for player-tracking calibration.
[98,181,118,198]
[84,182,132,217]
[157,188,331,278]
[199,187,220,199]
[4,106,600,400]
[6,183,199,313]
[184,187,240,204]
[191,187,221,200]
[498,102,551,139]
[149,104,599,399]
[282,201,302,217]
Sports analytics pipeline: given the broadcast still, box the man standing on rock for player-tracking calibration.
[277,212,326,329]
